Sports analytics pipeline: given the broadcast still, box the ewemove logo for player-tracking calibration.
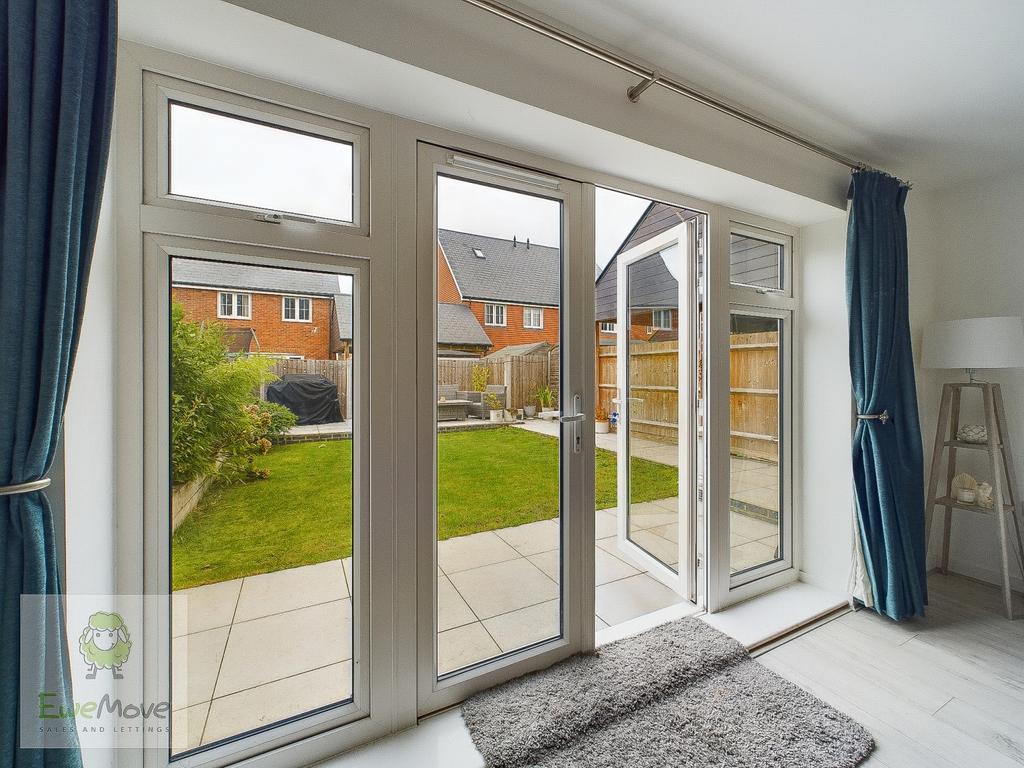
[78,612,132,679]
[21,595,175,750]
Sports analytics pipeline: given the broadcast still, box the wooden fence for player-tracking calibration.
[263,358,350,421]
[596,332,778,461]
[437,353,555,410]
[729,332,779,461]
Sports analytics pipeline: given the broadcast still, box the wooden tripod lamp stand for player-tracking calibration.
[922,316,1024,618]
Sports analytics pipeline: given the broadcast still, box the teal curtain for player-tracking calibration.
[0,1,116,765]
[847,170,927,621]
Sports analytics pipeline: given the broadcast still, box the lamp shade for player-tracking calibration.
[921,316,1024,370]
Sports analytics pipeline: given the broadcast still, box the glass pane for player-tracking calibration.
[730,233,782,290]
[594,188,701,625]
[169,257,353,754]
[169,103,354,222]
[624,248,681,572]
[729,313,782,574]
[434,174,562,676]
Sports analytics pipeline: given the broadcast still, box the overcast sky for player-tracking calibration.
[438,176,650,273]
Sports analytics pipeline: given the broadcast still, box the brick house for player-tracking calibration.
[594,201,781,346]
[171,258,343,360]
[594,202,698,347]
[437,229,560,356]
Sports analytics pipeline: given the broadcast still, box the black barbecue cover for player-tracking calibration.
[265,374,342,426]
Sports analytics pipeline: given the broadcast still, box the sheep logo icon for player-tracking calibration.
[78,612,132,680]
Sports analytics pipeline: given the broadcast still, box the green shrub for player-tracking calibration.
[535,384,555,409]
[170,303,296,485]
[471,364,489,392]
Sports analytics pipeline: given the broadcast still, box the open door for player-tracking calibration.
[615,220,698,597]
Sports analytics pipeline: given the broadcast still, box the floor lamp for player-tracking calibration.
[921,316,1024,618]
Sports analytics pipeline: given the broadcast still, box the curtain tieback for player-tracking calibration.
[0,478,51,496]
[857,409,890,425]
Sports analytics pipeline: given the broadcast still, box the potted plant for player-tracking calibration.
[523,404,536,418]
[595,404,610,434]
[535,385,556,413]
[485,392,504,422]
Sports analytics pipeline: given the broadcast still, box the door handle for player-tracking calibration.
[561,394,584,453]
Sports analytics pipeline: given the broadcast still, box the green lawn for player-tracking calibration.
[172,427,678,590]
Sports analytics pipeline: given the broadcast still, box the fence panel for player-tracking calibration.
[595,334,778,460]
[264,358,350,421]
[728,331,778,461]
[436,354,552,410]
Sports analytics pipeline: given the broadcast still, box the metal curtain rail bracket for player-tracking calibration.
[460,0,866,171]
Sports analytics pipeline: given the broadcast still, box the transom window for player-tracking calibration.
[523,306,544,329]
[217,291,251,319]
[484,303,506,326]
[283,295,312,322]
[651,308,672,330]
[730,232,784,292]
[169,102,355,222]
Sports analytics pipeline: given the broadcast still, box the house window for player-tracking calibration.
[484,303,506,326]
[523,306,544,329]
[283,295,312,322]
[651,309,672,330]
[217,291,251,319]
[599,321,616,333]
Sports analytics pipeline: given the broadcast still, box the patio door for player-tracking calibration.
[614,220,699,597]
[415,143,590,713]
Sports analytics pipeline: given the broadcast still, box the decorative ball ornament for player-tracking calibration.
[957,424,988,444]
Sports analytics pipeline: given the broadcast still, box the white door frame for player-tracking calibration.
[413,142,590,714]
[614,222,697,597]
[705,210,799,611]
[114,39,807,766]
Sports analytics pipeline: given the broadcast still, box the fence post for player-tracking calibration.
[503,358,513,406]
[345,357,352,422]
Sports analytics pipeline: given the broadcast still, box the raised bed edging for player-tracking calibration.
[172,473,214,532]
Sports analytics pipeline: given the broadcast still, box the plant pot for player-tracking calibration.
[541,406,557,413]
[489,409,503,422]
[595,420,610,434]
[523,405,536,418]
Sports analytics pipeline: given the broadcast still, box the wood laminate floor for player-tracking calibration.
[760,573,1024,768]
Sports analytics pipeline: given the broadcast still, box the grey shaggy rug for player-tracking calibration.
[462,617,873,768]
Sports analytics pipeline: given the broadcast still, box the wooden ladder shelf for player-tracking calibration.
[926,382,1024,618]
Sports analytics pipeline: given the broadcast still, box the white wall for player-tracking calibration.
[64,166,117,599]
[796,213,852,592]
[918,172,1024,590]
[63,168,118,768]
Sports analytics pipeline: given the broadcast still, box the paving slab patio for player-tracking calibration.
[173,474,779,751]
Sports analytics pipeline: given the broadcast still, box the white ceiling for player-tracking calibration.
[519,0,1024,188]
